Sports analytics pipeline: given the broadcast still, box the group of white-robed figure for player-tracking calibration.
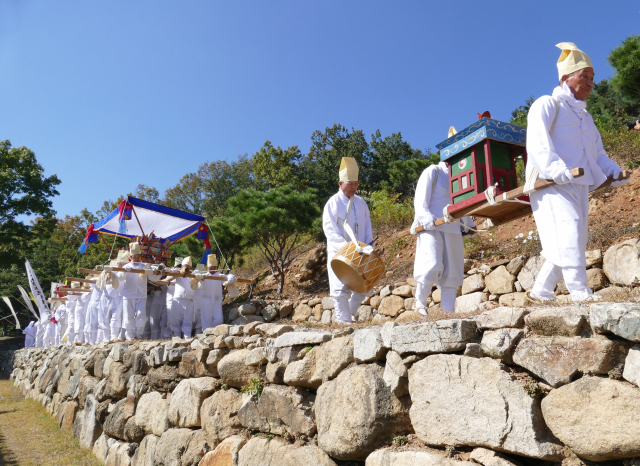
[322,42,628,322]
[26,244,236,348]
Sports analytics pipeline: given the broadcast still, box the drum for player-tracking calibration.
[330,241,386,294]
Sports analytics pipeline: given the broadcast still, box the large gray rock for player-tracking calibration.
[131,434,158,466]
[506,255,526,276]
[623,344,640,387]
[283,346,322,389]
[390,320,479,355]
[525,306,588,336]
[455,292,485,313]
[79,394,103,449]
[513,336,630,387]
[217,349,261,389]
[366,448,475,466]
[378,295,405,317]
[484,266,516,295]
[168,377,217,428]
[408,354,563,460]
[517,256,546,291]
[273,331,332,347]
[462,274,485,295]
[136,392,164,434]
[476,307,528,330]
[354,328,386,362]
[238,385,316,436]
[316,364,411,460]
[237,437,337,466]
[542,376,640,461]
[153,428,197,466]
[105,441,133,466]
[480,328,523,364]
[198,436,245,466]
[100,361,129,400]
[201,388,244,447]
[103,398,134,441]
[468,448,519,466]
[93,433,116,463]
[315,335,354,381]
[591,302,640,342]
[603,238,640,285]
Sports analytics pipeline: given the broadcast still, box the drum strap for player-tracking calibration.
[340,197,355,242]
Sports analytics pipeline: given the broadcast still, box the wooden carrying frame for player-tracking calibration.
[397,169,631,238]
[78,267,255,284]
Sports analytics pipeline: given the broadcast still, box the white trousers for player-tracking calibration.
[171,298,194,338]
[42,322,56,347]
[328,253,368,324]
[123,297,147,340]
[24,336,35,348]
[85,302,100,345]
[74,305,86,344]
[100,295,123,342]
[149,301,165,340]
[530,183,589,267]
[532,260,592,301]
[66,306,75,346]
[200,299,224,332]
[414,230,465,288]
[415,283,458,313]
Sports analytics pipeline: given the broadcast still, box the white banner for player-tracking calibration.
[1,297,21,329]
[17,285,40,321]
[25,260,51,321]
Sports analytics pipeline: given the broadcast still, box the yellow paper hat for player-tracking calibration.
[338,157,358,182]
[130,242,142,255]
[70,282,81,289]
[116,250,130,262]
[195,263,205,272]
[174,257,184,267]
[182,256,192,267]
[448,126,457,137]
[207,254,217,267]
[556,42,593,82]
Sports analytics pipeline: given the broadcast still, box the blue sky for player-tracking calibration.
[1,1,638,219]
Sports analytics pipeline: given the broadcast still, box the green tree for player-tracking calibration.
[366,130,422,192]
[253,141,305,191]
[301,124,370,202]
[0,140,61,267]
[510,96,535,127]
[135,184,161,203]
[609,35,640,99]
[227,186,320,294]
[386,153,440,197]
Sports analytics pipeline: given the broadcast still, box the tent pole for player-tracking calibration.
[99,232,115,259]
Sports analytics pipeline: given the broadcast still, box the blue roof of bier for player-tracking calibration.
[436,118,526,161]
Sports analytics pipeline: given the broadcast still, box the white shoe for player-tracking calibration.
[417,307,428,316]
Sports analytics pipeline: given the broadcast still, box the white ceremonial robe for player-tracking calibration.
[100,271,124,342]
[22,321,37,348]
[86,285,103,344]
[163,283,175,339]
[527,82,623,301]
[200,272,236,331]
[122,262,149,340]
[413,162,474,313]
[172,277,195,338]
[55,304,67,345]
[74,293,90,344]
[322,189,373,323]
[149,288,166,340]
[65,296,77,345]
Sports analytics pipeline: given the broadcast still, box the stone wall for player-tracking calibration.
[10,300,640,465]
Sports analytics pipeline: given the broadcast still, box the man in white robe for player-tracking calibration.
[65,290,77,345]
[171,256,195,338]
[122,242,151,340]
[22,321,36,347]
[75,286,90,344]
[162,257,182,338]
[322,157,374,324]
[526,43,628,302]
[411,161,475,314]
[199,254,236,331]
[98,253,127,342]
[85,280,103,345]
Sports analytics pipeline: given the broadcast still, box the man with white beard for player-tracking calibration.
[526,43,628,303]
[322,157,374,324]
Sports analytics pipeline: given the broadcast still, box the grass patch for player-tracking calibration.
[0,379,102,466]
[240,377,264,398]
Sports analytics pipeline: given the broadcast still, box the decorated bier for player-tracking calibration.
[436,114,531,227]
